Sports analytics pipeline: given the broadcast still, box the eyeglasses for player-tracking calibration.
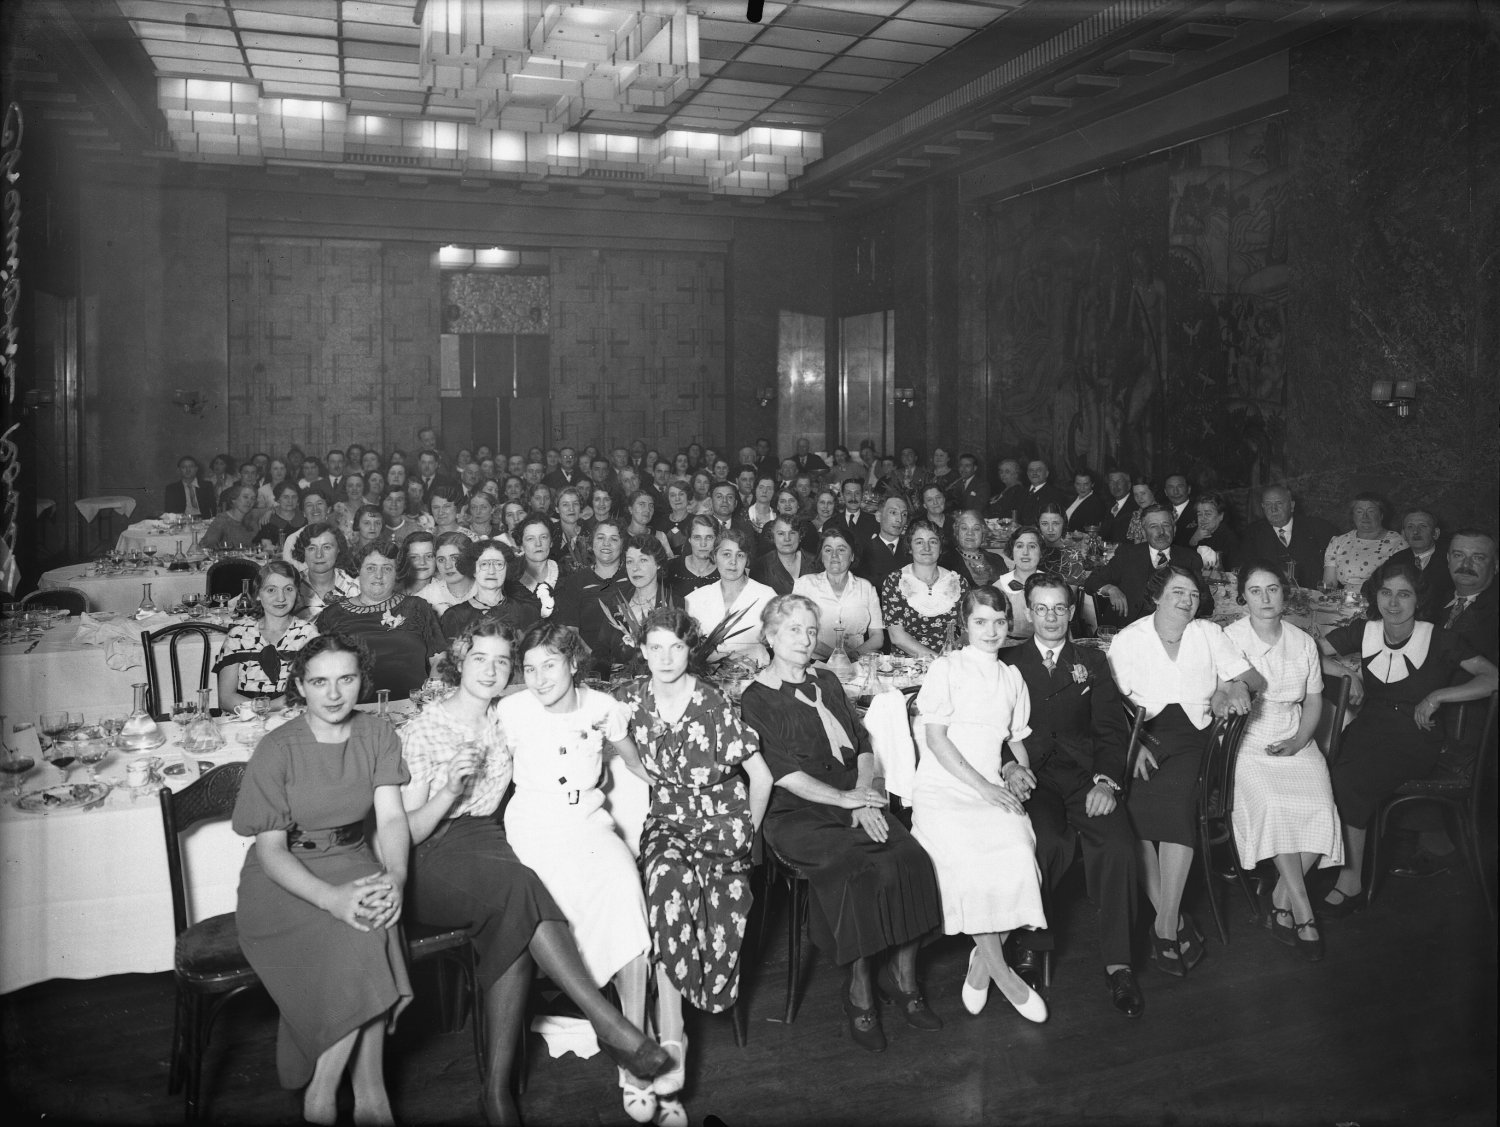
[476,560,507,572]
[1028,605,1070,618]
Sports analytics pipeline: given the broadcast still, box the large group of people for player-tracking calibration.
[183,430,1497,1124]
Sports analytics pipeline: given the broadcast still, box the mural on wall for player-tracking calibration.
[985,116,1288,492]
[441,273,550,335]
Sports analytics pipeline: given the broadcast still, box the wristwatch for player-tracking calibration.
[1092,774,1122,794]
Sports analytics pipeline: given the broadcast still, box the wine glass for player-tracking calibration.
[143,545,159,570]
[45,737,77,784]
[181,592,201,619]
[0,718,37,797]
[0,602,19,642]
[39,711,68,751]
[77,740,108,780]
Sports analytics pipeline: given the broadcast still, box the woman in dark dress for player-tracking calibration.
[439,537,541,641]
[595,534,678,675]
[665,514,719,602]
[233,633,411,1124]
[738,594,944,1054]
[752,514,818,596]
[400,620,669,1124]
[316,540,446,700]
[1317,558,1497,915]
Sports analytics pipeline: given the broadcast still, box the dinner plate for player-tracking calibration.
[15,781,113,814]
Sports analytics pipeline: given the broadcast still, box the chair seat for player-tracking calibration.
[174,913,256,985]
[407,921,472,958]
[1395,769,1470,794]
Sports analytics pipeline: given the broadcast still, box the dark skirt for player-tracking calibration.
[1329,701,1441,829]
[1126,704,1210,847]
[765,803,941,967]
[408,815,567,991]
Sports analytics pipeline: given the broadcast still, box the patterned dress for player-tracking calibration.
[879,565,969,652]
[214,617,320,697]
[619,676,758,1012]
[1323,530,1406,588]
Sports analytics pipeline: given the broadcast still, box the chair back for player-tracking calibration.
[141,621,230,719]
[1443,692,1499,820]
[1314,674,1352,763]
[1198,711,1251,824]
[158,762,246,938]
[206,559,260,600]
[1119,703,1148,797]
[21,587,91,615]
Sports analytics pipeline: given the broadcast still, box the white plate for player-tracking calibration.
[16,782,112,813]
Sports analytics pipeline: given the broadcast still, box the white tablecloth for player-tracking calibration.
[0,718,255,994]
[74,495,137,523]
[116,520,209,557]
[39,564,209,617]
[0,613,226,720]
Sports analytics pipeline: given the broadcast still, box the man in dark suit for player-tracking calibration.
[1163,473,1197,546]
[1360,509,1454,623]
[164,455,217,517]
[855,495,910,588]
[1003,573,1142,1017]
[415,449,458,501]
[1444,530,1498,664]
[1084,505,1211,625]
[708,482,756,540]
[830,479,878,543]
[948,453,990,514]
[323,450,348,499]
[1099,470,1138,543]
[543,446,585,493]
[984,458,1027,521]
[1064,470,1111,534]
[793,438,828,477]
[1242,484,1335,590]
[1016,459,1068,527]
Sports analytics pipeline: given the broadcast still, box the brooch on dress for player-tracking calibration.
[380,608,406,629]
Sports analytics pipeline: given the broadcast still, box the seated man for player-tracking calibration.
[1084,504,1211,625]
[855,494,911,589]
[1444,528,1498,664]
[1002,573,1141,1018]
[1242,484,1334,589]
[1360,508,1454,623]
[164,455,217,518]
[792,437,828,476]
[1016,459,1068,527]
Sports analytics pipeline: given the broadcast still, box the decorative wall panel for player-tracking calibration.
[549,248,724,452]
[441,273,551,334]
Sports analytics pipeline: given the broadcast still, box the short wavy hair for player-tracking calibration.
[285,631,374,706]
[436,617,517,688]
[816,526,860,568]
[624,532,670,570]
[1236,558,1290,604]
[292,521,347,565]
[956,584,1010,643]
[1143,563,1200,606]
[348,537,406,583]
[1365,556,1423,620]
[456,536,515,580]
[517,621,592,676]
[251,560,302,617]
[761,592,821,641]
[714,526,756,559]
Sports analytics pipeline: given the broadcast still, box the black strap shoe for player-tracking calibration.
[1105,968,1145,1018]
[1013,947,1045,992]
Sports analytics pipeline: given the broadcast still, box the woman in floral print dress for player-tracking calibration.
[618,607,773,1126]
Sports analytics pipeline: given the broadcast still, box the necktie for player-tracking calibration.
[1043,649,1056,673]
[1156,550,1168,568]
[1447,596,1472,628]
[1277,526,1289,546]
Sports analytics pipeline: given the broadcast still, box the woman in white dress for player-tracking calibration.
[912,586,1048,1022]
[497,622,658,1122]
[683,529,775,666]
[792,528,886,659]
[1222,561,1343,961]
[994,526,1045,640]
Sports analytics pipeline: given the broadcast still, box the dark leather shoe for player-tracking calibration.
[1294,920,1324,962]
[1105,968,1144,1018]
[1013,947,1045,992]
[842,988,887,1053]
[1319,888,1365,919]
[875,964,943,1031]
[1389,849,1453,878]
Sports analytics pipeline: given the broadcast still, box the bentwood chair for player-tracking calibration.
[159,763,485,1122]
[21,586,91,615]
[1194,711,1254,944]
[205,558,260,601]
[1366,691,1499,918]
[140,621,230,720]
[762,837,813,1026]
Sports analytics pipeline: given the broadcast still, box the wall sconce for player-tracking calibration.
[19,388,55,415]
[894,386,917,408]
[1370,378,1416,418]
[757,385,776,408]
[173,389,207,416]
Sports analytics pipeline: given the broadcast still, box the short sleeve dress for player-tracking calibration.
[232,713,413,1088]
[911,648,1047,936]
[1324,620,1477,828]
[1323,530,1405,589]
[213,617,320,698]
[739,669,941,967]
[619,675,758,1012]
[880,565,969,652]
[496,686,651,986]
[791,572,885,655]
[1222,618,1344,868]
[315,594,446,700]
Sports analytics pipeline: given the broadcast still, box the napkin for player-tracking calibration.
[1197,545,1221,569]
[864,689,917,800]
[75,611,175,670]
[528,1015,600,1061]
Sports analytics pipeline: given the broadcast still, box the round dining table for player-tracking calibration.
[38,563,210,617]
[116,519,210,557]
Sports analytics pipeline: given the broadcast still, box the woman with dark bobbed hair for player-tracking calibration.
[215,560,320,712]
[439,537,541,640]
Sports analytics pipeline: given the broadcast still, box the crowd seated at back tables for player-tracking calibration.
[110,429,1499,1120]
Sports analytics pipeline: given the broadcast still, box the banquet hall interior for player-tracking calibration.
[1,1,1495,1125]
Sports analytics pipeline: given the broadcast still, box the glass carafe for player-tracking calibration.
[233,579,255,618]
[183,687,224,753]
[136,582,158,618]
[119,682,166,751]
[825,625,855,682]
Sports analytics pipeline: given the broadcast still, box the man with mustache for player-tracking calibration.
[1444,529,1497,664]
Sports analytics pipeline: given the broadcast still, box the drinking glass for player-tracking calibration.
[77,741,107,780]
[0,718,37,797]
[39,711,68,751]
[0,603,19,642]
[143,545,159,567]
[46,739,78,784]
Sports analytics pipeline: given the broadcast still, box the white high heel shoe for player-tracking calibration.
[1002,979,1049,1023]
[961,947,989,1015]
[620,1068,658,1124]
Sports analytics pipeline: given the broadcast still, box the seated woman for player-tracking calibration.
[595,534,677,675]
[684,529,776,667]
[255,458,291,511]
[201,485,259,551]
[659,482,695,556]
[511,515,561,619]
[918,484,951,542]
[554,519,627,650]
[739,595,944,1053]
[1106,565,1265,977]
[362,471,387,508]
[757,489,815,555]
[399,532,437,597]
[912,587,1048,1020]
[316,540,446,700]
[1036,503,1069,572]
[928,447,958,497]
[882,518,969,659]
[348,505,387,553]
[293,523,358,620]
[257,482,305,547]
[332,473,370,540]
[1222,562,1344,960]
[548,487,588,565]
[1323,492,1405,591]
[1188,491,1241,572]
[417,531,475,615]
[231,633,411,1125]
[439,538,540,640]
[793,528,885,661]
[427,485,465,539]
[617,608,774,1123]
[665,515,720,602]
[809,489,840,538]
[1317,557,1497,915]
[460,490,500,541]
[994,527,1045,641]
[939,510,1009,588]
[745,476,778,534]
[687,471,715,517]
[624,492,674,558]
[1125,480,1156,545]
[497,625,659,1122]
[399,621,670,1125]
[378,487,424,545]
[215,561,320,712]
[752,515,817,597]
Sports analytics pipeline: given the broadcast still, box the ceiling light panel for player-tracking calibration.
[736,45,836,70]
[845,39,945,63]
[896,0,1007,28]
[868,18,976,46]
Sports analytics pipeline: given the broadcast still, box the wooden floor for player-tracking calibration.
[3,863,1495,1127]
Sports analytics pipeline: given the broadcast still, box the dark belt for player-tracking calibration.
[287,820,365,851]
